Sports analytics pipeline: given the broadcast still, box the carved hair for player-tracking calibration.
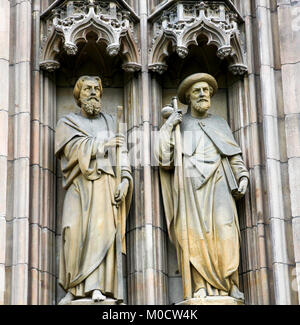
[73,76,103,106]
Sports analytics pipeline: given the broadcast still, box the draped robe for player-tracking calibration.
[155,113,249,295]
[55,112,133,301]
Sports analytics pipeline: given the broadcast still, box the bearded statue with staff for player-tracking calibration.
[55,76,133,304]
[155,73,249,302]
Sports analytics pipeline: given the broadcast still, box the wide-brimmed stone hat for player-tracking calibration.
[177,73,218,104]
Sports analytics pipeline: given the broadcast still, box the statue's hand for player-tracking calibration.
[103,134,125,151]
[114,178,129,204]
[233,177,248,200]
[166,111,182,129]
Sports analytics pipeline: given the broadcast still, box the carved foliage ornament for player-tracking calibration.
[149,1,248,75]
[40,0,140,72]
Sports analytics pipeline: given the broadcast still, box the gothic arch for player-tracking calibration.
[40,0,140,73]
[149,1,247,76]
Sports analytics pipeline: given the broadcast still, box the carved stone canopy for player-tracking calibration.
[149,1,248,76]
[40,0,140,73]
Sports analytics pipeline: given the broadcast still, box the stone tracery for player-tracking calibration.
[40,0,140,72]
[149,1,248,75]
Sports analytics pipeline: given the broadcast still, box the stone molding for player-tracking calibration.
[176,296,244,305]
[148,63,168,74]
[149,1,247,75]
[40,0,140,72]
[63,298,123,305]
[122,62,142,73]
[40,59,61,72]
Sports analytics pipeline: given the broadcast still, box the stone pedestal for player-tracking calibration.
[64,298,123,305]
[176,297,244,305]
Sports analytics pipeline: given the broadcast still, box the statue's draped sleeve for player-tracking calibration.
[154,120,178,245]
[154,120,175,170]
[229,154,249,182]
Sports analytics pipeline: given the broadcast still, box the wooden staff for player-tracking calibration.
[116,106,123,189]
[172,97,192,300]
[115,105,124,300]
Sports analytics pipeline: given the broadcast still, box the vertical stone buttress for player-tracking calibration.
[276,0,300,304]
[29,0,41,305]
[5,0,32,305]
[253,0,299,304]
[126,0,168,304]
[150,74,168,304]
[29,0,56,305]
[138,0,156,304]
[237,0,271,305]
[0,0,10,305]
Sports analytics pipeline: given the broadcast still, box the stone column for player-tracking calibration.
[150,74,168,305]
[255,0,292,305]
[277,0,300,303]
[0,0,10,305]
[6,0,32,305]
[126,0,168,304]
[136,0,156,304]
[125,72,144,304]
[29,0,57,305]
[29,0,41,305]
[41,73,56,305]
[238,0,271,305]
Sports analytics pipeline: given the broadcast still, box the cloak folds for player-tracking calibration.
[55,112,133,300]
[155,113,249,294]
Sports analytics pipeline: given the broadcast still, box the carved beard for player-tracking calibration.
[81,97,102,116]
[190,98,210,113]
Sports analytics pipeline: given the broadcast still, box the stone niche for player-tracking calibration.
[147,0,248,304]
[39,0,141,304]
[54,33,128,303]
[158,39,242,304]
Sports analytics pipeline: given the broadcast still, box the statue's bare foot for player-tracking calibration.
[58,292,75,305]
[230,285,244,300]
[92,290,106,302]
[193,288,207,299]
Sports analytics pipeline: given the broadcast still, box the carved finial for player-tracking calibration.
[122,10,130,20]
[176,46,189,59]
[106,43,120,56]
[64,42,78,55]
[87,0,96,11]
[162,11,168,20]
[229,64,248,75]
[217,46,232,60]
[40,60,60,72]
[122,63,142,73]
[199,2,207,10]
[52,8,61,17]
[148,63,168,75]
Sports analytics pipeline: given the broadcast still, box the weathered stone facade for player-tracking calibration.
[0,0,299,305]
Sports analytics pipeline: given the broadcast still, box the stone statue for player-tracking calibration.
[155,73,249,302]
[55,76,133,304]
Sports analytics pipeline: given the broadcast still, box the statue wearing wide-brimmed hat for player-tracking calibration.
[155,73,249,303]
